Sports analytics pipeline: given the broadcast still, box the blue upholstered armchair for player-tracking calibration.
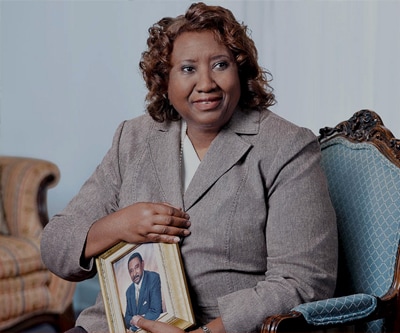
[262,110,400,333]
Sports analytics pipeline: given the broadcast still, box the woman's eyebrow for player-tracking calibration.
[210,54,232,61]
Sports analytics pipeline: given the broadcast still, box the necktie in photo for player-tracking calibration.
[136,286,140,306]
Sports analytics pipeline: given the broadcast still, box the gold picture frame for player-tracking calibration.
[96,242,195,333]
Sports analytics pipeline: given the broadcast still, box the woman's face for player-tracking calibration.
[168,31,241,133]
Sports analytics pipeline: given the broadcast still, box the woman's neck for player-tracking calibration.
[186,127,218,160]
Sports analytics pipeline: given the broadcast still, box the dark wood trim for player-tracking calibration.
[319,109,400,168]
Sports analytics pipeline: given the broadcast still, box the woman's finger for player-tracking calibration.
[151,214,191,230]
[153,223,191,236]
[155,203,190,219]
[146,233,181,244]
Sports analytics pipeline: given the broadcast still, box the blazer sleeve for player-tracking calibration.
[41,121,126,281]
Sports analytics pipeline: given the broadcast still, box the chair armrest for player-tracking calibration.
[292,294,377,325]
[0,156,60,237]
[261,294,378,333]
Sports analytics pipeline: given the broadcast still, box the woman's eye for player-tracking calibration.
[213,61,228,70]
[182,65,195,73]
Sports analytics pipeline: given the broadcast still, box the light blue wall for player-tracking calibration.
[2,0,400,315]
[0,0,191,217]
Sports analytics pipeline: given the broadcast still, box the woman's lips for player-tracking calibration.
[193,97,222,111]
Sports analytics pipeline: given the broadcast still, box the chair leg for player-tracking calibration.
[57,304,76,332]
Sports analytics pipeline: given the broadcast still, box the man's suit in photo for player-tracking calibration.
[124,270,162,331]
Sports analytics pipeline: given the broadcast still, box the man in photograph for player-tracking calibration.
[124,252,162,331]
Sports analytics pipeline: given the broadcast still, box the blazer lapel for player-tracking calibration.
[137,272,147,310]
[148,120,184,209]
[183,109,259,210]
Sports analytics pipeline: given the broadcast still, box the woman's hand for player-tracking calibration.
[84,202,191,258]
[117,202,191,243]
[132,316,186,333]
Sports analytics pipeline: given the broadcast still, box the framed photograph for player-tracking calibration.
[96,242,195,333]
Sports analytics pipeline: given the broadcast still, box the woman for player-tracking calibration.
[41,3,338,333]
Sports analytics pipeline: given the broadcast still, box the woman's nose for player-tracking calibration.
[196,70,217,92]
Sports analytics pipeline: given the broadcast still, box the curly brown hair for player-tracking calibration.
[139,2,276,122]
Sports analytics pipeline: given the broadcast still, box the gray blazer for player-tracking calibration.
[41,108,338,333]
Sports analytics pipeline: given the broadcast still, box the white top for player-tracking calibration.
[181,121,201,192]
